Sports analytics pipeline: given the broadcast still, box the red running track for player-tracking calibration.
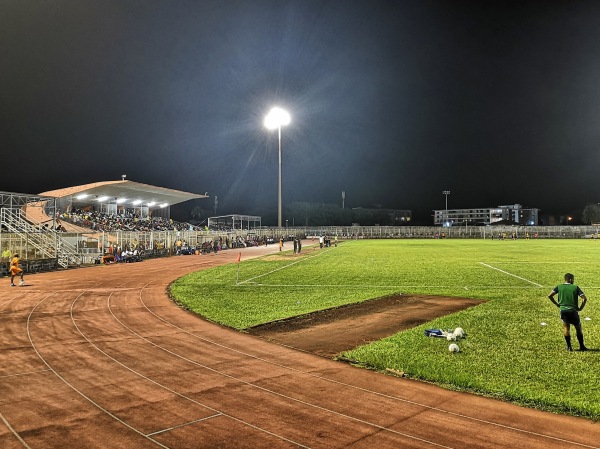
[1,243,599,448]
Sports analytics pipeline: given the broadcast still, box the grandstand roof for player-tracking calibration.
[40,180,206,208]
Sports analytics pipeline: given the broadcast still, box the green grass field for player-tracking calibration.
[170,238,600,419]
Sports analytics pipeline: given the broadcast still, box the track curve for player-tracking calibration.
[1,244,599,448]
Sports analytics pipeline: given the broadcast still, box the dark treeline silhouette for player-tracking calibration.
[177,201,411,227]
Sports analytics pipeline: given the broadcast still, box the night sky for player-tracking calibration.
[2,1,600,224]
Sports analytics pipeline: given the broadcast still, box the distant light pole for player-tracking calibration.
[442,190,450,226]
[265,107,291,228]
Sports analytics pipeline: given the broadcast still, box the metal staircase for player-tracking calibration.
[1,208,82,268]
[56,237,83,268]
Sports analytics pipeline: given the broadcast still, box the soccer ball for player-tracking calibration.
[453,327,464,338]
[448,343,460,353]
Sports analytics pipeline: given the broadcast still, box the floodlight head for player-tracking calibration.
[264,107,291,130]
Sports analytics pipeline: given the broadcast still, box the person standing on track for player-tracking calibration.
[10,253,25,287]
[548,273,588,351]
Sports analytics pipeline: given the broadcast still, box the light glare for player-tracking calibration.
[264,107,291,130]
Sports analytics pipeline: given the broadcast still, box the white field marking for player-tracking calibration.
[137,284,600,449]
[235,283,542,290]
[237,246,335,286]
[479,262,543,287]
[482,261,590,264]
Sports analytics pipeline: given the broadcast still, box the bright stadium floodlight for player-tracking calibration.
[264,107,290,130]
[147,202,156,207]
[97,195,109,202]
[76,193,89,200]
[264,107,291,228]
[132,199,142,205]
[160,203,168,208]
[116,198,127,204]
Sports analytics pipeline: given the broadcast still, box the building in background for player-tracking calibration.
[433,204,539,227]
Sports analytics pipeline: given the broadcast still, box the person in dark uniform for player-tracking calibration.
[548,273,589,351]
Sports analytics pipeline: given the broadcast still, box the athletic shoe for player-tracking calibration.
[567,346,573,352]
[19,281,25,286]
[579,346,588,352]
[10,283,15,287]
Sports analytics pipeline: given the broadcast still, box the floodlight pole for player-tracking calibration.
[265,107,290,229]
[443,190,450,226]
[278,124,282,229]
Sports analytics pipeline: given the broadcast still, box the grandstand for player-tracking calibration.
[0,180,208,274]
[40,179,205,221]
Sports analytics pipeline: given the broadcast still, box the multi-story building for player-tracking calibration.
[433,204,539,226]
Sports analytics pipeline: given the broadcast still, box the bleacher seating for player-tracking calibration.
[59,209,198,233]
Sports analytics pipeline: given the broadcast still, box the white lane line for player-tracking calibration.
[479,262,543,287]
[27,291,171,449]
[67,285,310,449]
[0,411,32,449]
[0,369,52,379]
[105,287,455,449]
[146,414,223,437]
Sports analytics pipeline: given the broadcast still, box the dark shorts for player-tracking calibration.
[560,310,581,326]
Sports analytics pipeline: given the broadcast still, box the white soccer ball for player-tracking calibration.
[448,343,460,353]
[453,327,464,338]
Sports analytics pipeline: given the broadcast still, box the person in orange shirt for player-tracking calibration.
[10,254,25,287]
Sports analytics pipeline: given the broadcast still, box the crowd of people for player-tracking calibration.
[59,209,197,232]
[175,234,277,255]
[101,243,146,263]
